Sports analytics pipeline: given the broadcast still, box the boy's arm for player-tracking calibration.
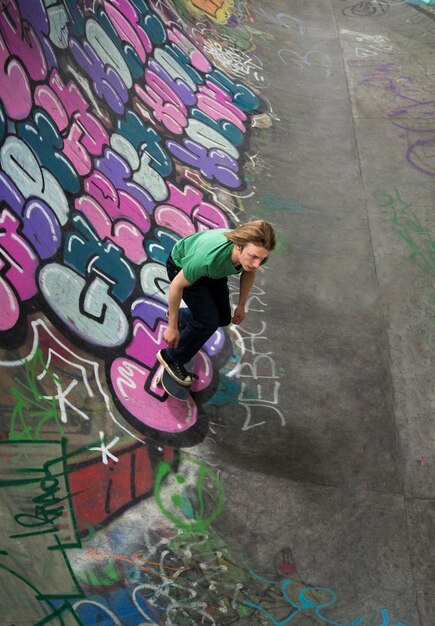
[232,270,256,324]
[164,270,191,348]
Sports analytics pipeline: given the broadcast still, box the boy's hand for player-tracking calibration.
[164,327,180,348]
[232,305,245,325]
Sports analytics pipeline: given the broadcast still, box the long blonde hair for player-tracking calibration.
[225,220,276,251]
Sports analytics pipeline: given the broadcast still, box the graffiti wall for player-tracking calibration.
[0,0,267,435]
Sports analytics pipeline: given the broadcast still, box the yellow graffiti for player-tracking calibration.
[185,0,234,24]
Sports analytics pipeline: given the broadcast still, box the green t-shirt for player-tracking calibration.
[171,229,242,283]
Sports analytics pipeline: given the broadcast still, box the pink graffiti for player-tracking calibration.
[0,33,32,120]
[154,181,230,234]
[154,204,196,238]
[0,208,39,302]
[167,26,212,74]
[105,0,153,57]
[126,316,167,368]
[35,74,109,177]
[84,169,152,233]
[48,69,109,166]
[95,148,157,211]
[112,314,212,430]
[77,166,154,268]
[75,195,148,265]
[34,84,69,132]
[104,1,151,64]
[0,1,47,83]
[136,68,189,134]
[111,357,197,432]
[110,296,213,430]
[197,81,248,132]
[0,276,20,331]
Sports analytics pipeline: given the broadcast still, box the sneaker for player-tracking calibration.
[157,350,193,386]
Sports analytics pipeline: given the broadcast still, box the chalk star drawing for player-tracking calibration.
[89,431,120,464]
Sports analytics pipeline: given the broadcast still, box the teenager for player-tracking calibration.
[157,220,276,385]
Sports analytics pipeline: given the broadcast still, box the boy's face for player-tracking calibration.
[238,243,269,272]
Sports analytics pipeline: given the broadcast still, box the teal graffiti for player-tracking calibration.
[261,194,302,213]
[242,571,362,625]
[241,571,409,626]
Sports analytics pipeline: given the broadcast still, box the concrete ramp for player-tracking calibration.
[1,0,434,624]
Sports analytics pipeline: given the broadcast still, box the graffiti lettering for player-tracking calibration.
[39,263,130,347]
[0,0,48,83]
[1,136,69,225]
[221,276,285,430]
[0,2,285,529]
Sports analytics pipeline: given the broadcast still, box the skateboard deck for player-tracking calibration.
[156,368,191,401]
[156,358,195,401]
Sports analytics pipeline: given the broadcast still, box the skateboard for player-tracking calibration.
[156,368,191,400]
[155,358,196,401]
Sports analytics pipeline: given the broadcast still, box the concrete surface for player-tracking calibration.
[1,0,435,624]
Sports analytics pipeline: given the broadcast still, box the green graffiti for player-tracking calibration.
[0,562,82,626]
[8,348,65,441]
[77,559,121,588]
[0,440,85,624]
[154,459,225,537]
[377,189,435,275]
